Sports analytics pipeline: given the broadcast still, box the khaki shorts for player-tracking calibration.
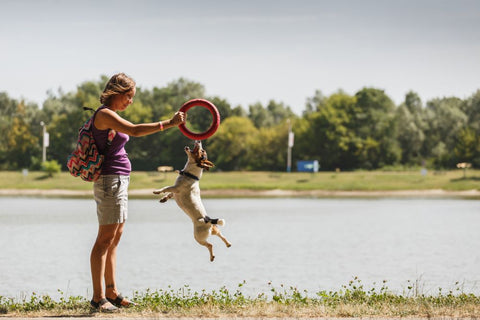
[93,175,130,225]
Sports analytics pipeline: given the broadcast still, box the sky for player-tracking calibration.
[1,0,479,115]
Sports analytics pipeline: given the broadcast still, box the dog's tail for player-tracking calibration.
[198,216,225,226]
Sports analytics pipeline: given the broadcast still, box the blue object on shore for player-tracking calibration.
[297,160,319,172]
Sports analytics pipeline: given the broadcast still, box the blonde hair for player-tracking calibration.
[100,73,136,105]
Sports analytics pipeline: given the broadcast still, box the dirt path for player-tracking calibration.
[0,315,444,320]
[0,188,479,198]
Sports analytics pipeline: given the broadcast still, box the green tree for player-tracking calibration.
[247,123,289,171]
[295,92,355,170]
[266,100,295,126]
[304,89,326,115]
[248,100,295,129]
[6,102,39,169]
[395,91,426,165]
[248,102,272,128]
[454,127,478,167]
[462,89,480,131]
[74,77,106,108]
[208,116,258,170]
[352,88,400,169]
[423,97,467,167]
[460,90,480,168]
[231,105,247,117]
[0,92,20,168]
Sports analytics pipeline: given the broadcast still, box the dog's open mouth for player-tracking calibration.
[186,141,214,170]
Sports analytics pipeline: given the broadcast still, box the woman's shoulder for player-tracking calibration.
[95,106,118,120]
[94,106,115,130]
[94,106,127,131]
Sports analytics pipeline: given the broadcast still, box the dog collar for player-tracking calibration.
[202,216,219,224]
[179,170,200,181]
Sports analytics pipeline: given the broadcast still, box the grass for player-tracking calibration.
[1,279,479,318]
[1,169,479,193]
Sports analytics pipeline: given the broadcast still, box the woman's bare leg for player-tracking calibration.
[105,223,125,300]
[90,223,122,304]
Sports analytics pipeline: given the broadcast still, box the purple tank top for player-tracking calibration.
[92,106,131,176]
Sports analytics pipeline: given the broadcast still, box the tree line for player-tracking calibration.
[1,76,479,172]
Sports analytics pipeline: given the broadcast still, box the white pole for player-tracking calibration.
[287,119,292,172]
[40,121,46,163]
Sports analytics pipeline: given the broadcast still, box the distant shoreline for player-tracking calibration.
[1,188,479,198]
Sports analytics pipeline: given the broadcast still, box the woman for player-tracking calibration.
[89,73,185,312]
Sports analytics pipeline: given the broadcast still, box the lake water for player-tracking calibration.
[0,197,479,299]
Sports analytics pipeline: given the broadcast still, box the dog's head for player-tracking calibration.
[185,140,215,170]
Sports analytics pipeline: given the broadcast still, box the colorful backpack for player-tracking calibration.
[66,108,116,182]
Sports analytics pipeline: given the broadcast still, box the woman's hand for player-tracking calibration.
[169,111,186,127]
[157,111,186,133]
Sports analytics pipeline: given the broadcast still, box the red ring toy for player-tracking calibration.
[179,99,220,140]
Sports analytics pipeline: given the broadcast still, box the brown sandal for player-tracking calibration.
[107,294,137,308]
[90,298,119,312]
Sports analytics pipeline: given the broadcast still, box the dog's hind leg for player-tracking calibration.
[197,241,214,261]
[206,242,215,262]
[195,230,215,262]
[211,225,232,248]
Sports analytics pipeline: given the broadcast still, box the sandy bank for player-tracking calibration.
[0,318,447,320]
[0,188,479,198]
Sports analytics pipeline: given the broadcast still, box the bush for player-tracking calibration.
[41,160,61,177]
